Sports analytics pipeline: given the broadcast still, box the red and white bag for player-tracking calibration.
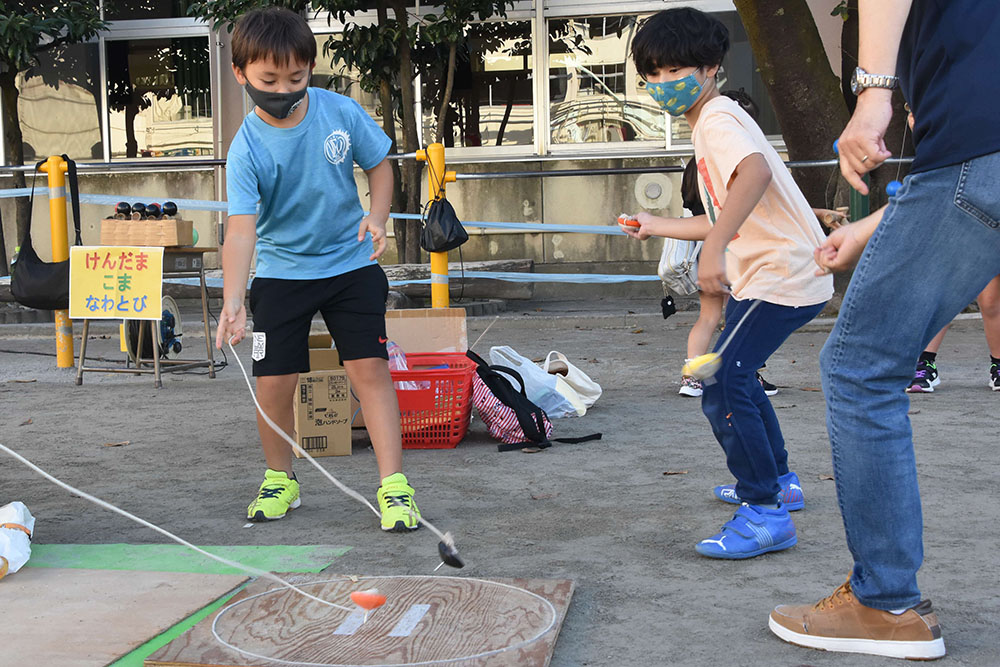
[472,373,553,446]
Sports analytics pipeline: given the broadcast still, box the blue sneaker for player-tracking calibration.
[695,504,797,559]
[713,471,804,511]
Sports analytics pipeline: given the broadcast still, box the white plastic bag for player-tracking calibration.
[489,346,586,418]
[543,351,603,408]
[0,501,35,579]
[658,237,701,296]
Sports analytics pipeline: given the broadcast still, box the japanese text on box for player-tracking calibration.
[69,246,163,320]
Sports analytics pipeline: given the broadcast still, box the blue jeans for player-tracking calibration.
[702,297,826,505]
[822,150,1000,610]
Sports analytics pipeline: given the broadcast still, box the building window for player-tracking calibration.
[105,36,213,158]
[715,11,780,137]
[16,42,104,161]
[547,11,780,149]
[311,35,403,143]
[548,15,664,146]
[421,21,534,149]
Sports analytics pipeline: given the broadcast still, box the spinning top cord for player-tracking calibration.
[703,252,824,371]
[227,339,458,552]
[0,442,352,612]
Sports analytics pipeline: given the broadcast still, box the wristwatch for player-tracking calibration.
[851,67,899,95]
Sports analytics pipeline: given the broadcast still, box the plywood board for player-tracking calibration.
[3,567,248,667]
[147,574,574,667]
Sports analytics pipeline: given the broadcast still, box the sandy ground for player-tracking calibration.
[1,300,998,666]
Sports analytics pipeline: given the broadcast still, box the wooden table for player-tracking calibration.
[75,248,216,388]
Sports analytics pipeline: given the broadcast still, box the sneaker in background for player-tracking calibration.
[377,472,421,532]
[713,471,804,511]
[906,358,940,393]
[990,362,1000,391]
[678,375,703,397]
[769,578,946,660]
[757,370,779,396]
[247,469,300,521]
[695,503,797,559]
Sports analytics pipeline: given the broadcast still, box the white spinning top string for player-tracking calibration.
[0,442,352,613]
[226,337,463,566]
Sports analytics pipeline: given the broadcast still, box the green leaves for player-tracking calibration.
[0,1,104,70]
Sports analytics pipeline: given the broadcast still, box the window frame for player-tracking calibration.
[1,1,790,167]
[100,18,218,163]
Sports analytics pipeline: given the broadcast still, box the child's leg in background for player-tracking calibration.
[701,299,825,504]
[255,374,300,474]
[977,274,1000,358]
[687,292,725,360]
[921,325,951,355]
[343,358,403,479]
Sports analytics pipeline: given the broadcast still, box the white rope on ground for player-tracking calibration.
[0,442,353,613]
[226,338,460,553]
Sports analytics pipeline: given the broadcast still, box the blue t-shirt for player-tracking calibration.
[226,88,392,279]
[898,0,1000,173]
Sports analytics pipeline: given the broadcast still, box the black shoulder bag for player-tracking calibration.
[466,350,602,453]
[11,155,83,311]
[420,196,468,253]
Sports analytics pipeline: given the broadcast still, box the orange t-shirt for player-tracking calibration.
[692,96,833,307]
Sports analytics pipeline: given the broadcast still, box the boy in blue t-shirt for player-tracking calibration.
[215,7,420,532]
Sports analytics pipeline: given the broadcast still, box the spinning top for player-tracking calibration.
[681,352,722,381]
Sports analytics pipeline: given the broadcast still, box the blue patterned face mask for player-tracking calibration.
[646,69,705,116]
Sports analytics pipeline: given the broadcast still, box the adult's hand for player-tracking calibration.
[837,90,894,195]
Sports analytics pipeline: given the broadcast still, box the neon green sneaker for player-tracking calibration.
[247,469,300,521]
[377,473,421,532]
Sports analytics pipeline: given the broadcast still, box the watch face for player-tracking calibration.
[850,68,862,95]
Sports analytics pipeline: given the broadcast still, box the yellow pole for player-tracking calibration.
[39,156,74,368]
[415,143,456,309]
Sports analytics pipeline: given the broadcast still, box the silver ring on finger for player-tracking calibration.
[861,155,869,163]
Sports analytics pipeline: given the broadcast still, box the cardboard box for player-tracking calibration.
[293,342,352,457]
[383,308,468,354]
[346,308,468,428]
[100,218,194,247]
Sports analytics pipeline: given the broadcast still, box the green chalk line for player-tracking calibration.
[107,582,247,667]
[25,543,351,575]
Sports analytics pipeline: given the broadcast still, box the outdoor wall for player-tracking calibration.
[1,170,220,268]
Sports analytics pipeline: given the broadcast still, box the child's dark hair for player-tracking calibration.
[631,8,729,79]
[681,159,706,216]
[722,88,759,121]
[232,7,317,71]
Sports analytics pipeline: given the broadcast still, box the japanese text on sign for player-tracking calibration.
[69,246,163,320]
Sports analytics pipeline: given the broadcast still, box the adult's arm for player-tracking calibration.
[837,0,914,193]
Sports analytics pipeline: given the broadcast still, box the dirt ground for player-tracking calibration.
[1,299,998,666]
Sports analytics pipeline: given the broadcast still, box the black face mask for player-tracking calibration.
[244,81,307,120]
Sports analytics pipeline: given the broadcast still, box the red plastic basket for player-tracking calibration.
[390,353,476,449]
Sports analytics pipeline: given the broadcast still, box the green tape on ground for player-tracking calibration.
[108,583,247,667]
[25,543,351,574]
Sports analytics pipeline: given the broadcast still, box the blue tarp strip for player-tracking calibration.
[0,189,626,234]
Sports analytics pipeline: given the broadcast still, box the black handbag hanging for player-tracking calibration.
[10,155,83,311]
[419,157,468,253]
[420,196,468,253]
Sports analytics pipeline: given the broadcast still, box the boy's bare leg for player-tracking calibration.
[343,357,403,481]
[687,292,725,360]
[921,324,951,355]
[255,373,299,475]
[977,275,1000,357]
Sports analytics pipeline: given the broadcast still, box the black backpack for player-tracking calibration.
[466,350,602,452]
[420,197,468,253]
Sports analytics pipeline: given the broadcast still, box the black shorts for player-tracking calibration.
[248,264,389,376]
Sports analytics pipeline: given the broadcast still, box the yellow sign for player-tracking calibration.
[69,246,164,320]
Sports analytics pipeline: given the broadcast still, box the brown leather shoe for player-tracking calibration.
[769,578,945,660]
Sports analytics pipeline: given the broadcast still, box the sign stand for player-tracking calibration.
[74,248,215,388]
